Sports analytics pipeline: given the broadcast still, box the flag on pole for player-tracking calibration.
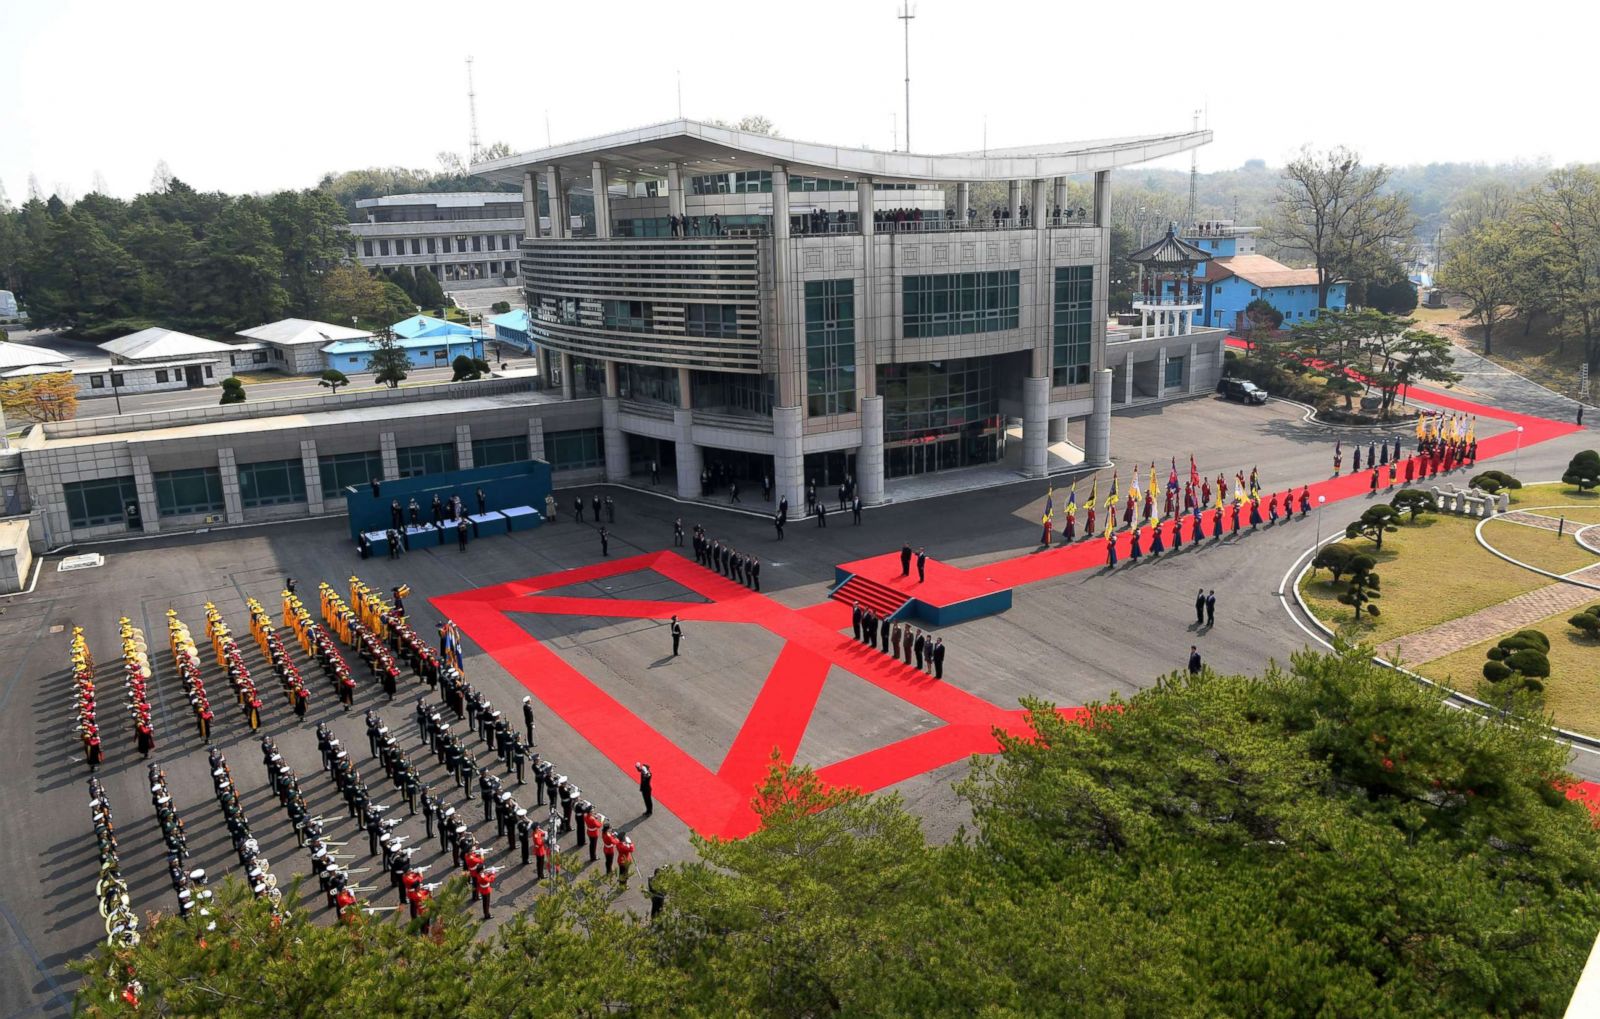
[1189,453,1200,491]
[1415,414,1427,441]
[1168,458,1180,494]
[1467,416,1476,443]
[1087,478,1098,511]
[1129,473,1141,503]
[1107,471,1119,509]
[1066,484,1078,515]
[1042,486,1054,525]
[1148,463,1158,501]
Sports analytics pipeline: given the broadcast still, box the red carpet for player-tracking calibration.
[434,370,1600,835]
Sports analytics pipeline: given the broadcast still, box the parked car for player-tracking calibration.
[1217,377,1268,405]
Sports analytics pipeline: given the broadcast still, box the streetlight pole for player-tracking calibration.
[1315,494,1327,545]
[1513,425,1525,477]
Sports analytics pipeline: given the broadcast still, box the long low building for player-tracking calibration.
[468,118,1221,506]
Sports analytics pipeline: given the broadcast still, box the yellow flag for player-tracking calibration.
[1148,464,1158,500]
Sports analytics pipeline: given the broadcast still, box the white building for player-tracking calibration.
[348,193,527,289]
[235,319,374,375]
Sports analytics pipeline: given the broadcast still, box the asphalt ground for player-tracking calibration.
[1,380,1595,1016]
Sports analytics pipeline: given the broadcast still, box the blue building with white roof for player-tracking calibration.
[1174,221,1347,332]
[321,316,485,373]
[487,309,533,353]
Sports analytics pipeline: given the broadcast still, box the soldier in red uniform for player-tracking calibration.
[585,808,604,862]
[474,866,497,919]
[335,883,357,923]
[533,826,548,880]
[616,834,635,886]
[601,823,617,875]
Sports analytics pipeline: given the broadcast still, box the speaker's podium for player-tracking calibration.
[346,460,551,556]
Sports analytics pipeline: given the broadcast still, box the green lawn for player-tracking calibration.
[1299,514,1550,642]
[1418,605,1600,736]
[1508,483,1600,509]
[1480,514,1600,575]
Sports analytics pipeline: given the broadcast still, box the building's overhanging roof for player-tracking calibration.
[470,118,1212,188]
[1127,227,1212,267]
[355,192,522,209]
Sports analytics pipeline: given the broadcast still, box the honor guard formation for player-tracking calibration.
[69,571,645,950]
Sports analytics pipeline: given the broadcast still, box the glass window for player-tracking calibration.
[396,442,457,478]
[471,435,530,467]
[238,458,307,508]
[1165,356,1185,389]
[1052,266,1094,387]
[546,428,604,470]
[318,450,384,493]
[64,476,139,529]
[901,271,1019,338]
[804,279,856,417]
[111,373,125,386]
[684,304,742,339]
[155,370,168,383]
[154,467,224,517]
[89,374,104,389]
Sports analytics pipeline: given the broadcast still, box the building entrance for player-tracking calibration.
[626,434,676,480]
[802,450,856,491]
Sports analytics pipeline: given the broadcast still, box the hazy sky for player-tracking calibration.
[2,0,1593,202]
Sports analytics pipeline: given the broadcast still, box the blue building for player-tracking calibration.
[1177,222,1347,332]
[487,309,534,353]
[321,315,485,373]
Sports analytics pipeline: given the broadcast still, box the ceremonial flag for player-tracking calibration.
[1107,471,1119,508]
[1415,414,1427,441]
[1168,458,1180,494]
[1148,463,1158,501]
[1104,519,1114,541]
[1087,478,1098,510]
[1129,473,1141,503]
[1042,486,1054,525]
[1066,484,1078,515]
[1189,453,1200,491]
[1467,416,1476,443]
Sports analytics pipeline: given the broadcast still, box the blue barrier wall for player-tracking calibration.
[344,459,552,542]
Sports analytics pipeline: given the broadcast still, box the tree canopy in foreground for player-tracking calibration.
[75,650,1600,1017]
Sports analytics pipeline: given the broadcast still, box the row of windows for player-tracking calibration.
[546,428,604,470]
[618,363,681,405]
[369,204,522,224]
[1053,266,1094,387]
[877,358,997,442]
[804,279,856,418]
[155,468,225,517]
[472,435,529,467]
[902,271,1020,338]
[239,459,306,509]
[362,234,522,257]
[63,476,139,529]
[397,442,457,479]
[686,172,931,195]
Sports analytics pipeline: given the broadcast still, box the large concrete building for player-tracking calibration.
[469,119,1215,507]
[348,192,528,288]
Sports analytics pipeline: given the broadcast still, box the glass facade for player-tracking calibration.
[319,450,384,494]
[472,435,530,467]
[238,459,306,509]
[877,358,1001,478]
[685,304,742,339]
[902,271,1020,338]
[64,476,138,529]
[154,468,224,517]
[547,428,605,470]
[618,363,680,405]
[1052,266,1094,386]
[804,279,856,417]
[1165,356,1185,390]
[691,371,775,417]
[396,443,457,478]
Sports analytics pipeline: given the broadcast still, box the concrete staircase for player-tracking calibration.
[830,574,911,620]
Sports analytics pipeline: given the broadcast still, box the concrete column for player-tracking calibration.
[666,163,686,219]
[1031,179,1048,231]
[1093,170,1111,228]
[673,408,701,499]
[1021,375,1049,478]
[1047,418,1067,443]
[131,454,161,535]
[591,161,611,238]
[772,165,799,408]
[677,367,692,410]
[1086,368,1112,466]
[1008,180,1022,226]
[455,423,474,470]
[1052,177,1067,220]
[956,182,970,224]
[1157,347,1169,395]
[559,352,573,400]
[1123,362,1134,404]
[522,171,539,237]
[774,405,805,513]
[216,447,244,524]
[858,394,885,505]
[1187,342,1199,394]
[603,360,618,397]
[527,417,546,463]
[545,166,567,238]
[601,397,629,481]
[301,439,324,514]
[379,432,399,480]
[858,178,877,398]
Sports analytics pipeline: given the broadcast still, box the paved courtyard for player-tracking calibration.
[1,377,1595,1016]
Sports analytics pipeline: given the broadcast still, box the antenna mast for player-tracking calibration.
[1187,109,1201,226]
[466,56,481,164]
[898,4,916,152]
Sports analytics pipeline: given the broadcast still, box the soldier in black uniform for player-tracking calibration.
[516,809,533,865]
[636,762,654,816]
[573,797,591,852]
[558,778,576,834]
[509,734,527,784]
[522,696,535,745]
[421,787,436,839]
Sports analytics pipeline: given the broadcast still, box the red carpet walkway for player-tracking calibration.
[434,374,1592,837]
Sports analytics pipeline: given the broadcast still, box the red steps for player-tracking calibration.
[830,574,910,620]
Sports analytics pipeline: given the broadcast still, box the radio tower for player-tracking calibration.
[1186,109,1202,227]
[466,56,482,164]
